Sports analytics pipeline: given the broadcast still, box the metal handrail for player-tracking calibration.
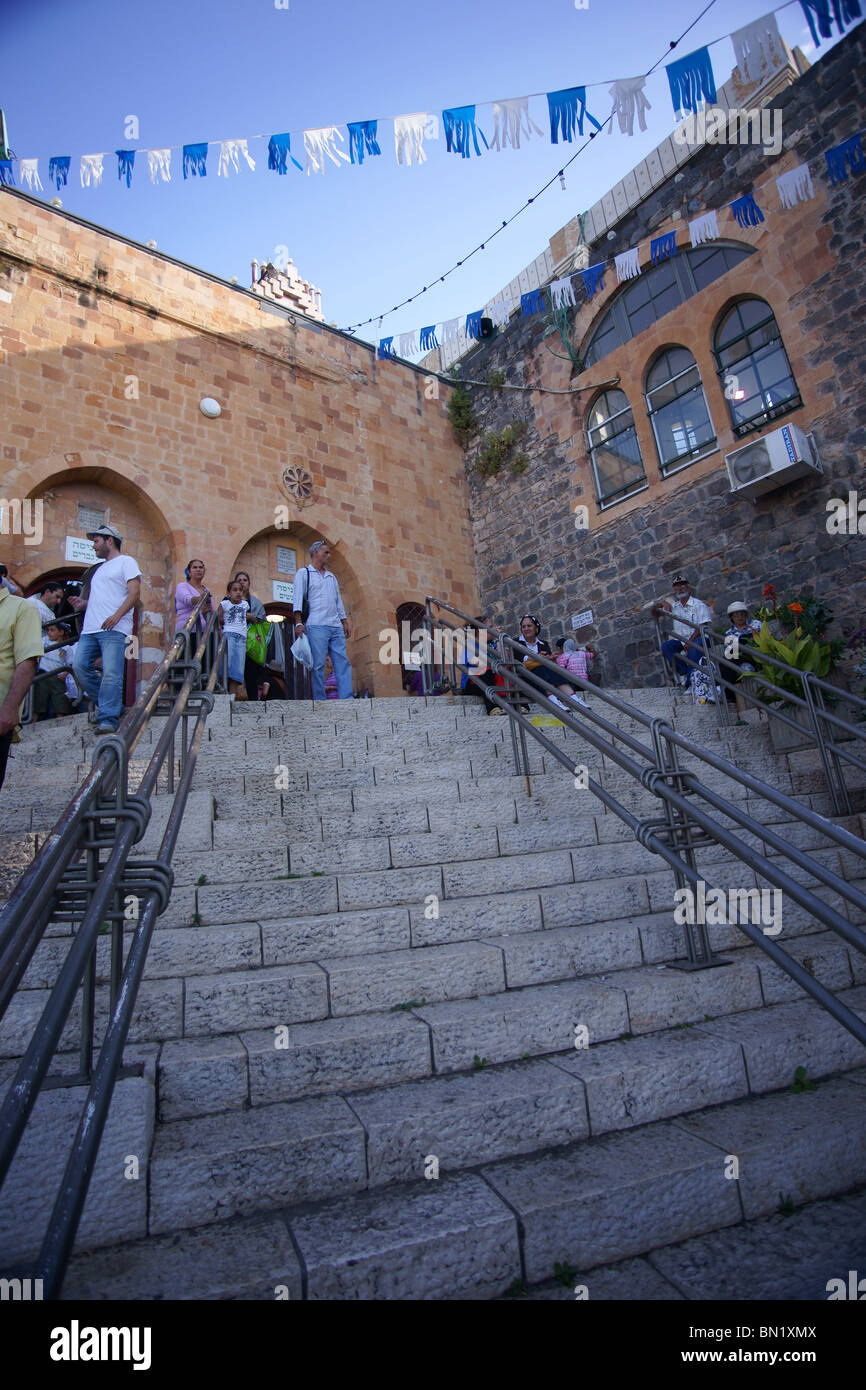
[0,596,225,1295]
[425,597,866,1046]
[653,611,866,815]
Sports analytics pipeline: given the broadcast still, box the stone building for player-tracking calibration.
[1,25,864,697]
[0,201,477,694]
[447,24,866,683]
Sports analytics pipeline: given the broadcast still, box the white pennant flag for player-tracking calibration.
[147,149,172,183]
[689,210,720,246]
[398,331,418,358]
[303,127,349,175]
[489,97,544,152]
[80,153,104,188]
[607,78,651,136]
[549,276,576,309]
[394,112,430,166]
[615,248,641,282]
[442,317,460,344]
[731,12,786,86]
[487,298,513,327]
[776,164,814,209]
[218,139,256,177]
[20,158,43,191]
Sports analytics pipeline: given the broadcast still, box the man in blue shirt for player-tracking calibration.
[292,541,353,700]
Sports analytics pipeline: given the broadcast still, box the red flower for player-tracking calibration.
[788,602,804,614]
[762,584,777,598]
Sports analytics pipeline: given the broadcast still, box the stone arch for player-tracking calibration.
[231,520,389,695]
[13,456,179,688]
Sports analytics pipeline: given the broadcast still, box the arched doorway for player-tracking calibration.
[233,524,374,695]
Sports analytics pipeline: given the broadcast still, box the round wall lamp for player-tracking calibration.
[199,397,222,419]
[50,197,62,208]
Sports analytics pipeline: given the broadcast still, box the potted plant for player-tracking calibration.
[752,584,844,750]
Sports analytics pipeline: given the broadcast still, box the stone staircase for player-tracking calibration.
[1,688,865,1299]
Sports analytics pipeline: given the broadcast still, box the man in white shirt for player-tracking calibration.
[69,525,141,733]
[659,574,713,687]
[292,541,353,700]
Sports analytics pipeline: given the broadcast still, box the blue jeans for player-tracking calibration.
[662,637,702,682]
[73,630,127,729]
[307,625,353,700]
[223,632,247,684]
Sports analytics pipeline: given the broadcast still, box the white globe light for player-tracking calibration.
[199,397,221,418]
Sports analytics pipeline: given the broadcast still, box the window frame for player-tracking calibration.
[583,242,755,368]
[713,299,802,438]
[644,348,718,478]
[586,389,648,510]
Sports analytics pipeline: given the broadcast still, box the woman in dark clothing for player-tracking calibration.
[514,615,574,710]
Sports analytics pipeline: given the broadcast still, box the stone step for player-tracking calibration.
[148,983,866,1229]
[62,1069,866,1297]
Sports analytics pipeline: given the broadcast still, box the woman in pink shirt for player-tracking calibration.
[554,637,592,706]
[174,559,213,636]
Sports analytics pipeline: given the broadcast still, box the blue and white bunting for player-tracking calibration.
[443,106,488,159]
[182,143,208,179]
[666,47,717,120]
[547,87,602,144]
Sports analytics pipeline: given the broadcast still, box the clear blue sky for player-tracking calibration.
[1,0,839,352]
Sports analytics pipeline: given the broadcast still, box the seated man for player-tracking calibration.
[656,575,713,687]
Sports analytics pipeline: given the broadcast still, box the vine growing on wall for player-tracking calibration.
[447,382,478,447]
[475,420,529,478]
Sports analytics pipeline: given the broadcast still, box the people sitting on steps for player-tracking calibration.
[655,574,713,689]
[514,615,580,712]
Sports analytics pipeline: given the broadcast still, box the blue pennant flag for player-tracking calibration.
[800,0,860,44]
[116,149,135,187]
[0,160,15,187]
[666,47,717,119]
[443,106,489,159]
[268,133,302,174]
[347,120,381,165]
[825,132,865,184]
[521,289,544,316]
[378,337,395,361]
[730,193,765,228]
[182,143,209,179]
[48,156,70,189]
[800,0,835,42]
[419,325,439,352]
[547,87,602,144]
[650,232,678,264]
[582,263,606,299]
[465,310,484,340]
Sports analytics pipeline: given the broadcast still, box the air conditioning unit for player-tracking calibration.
[725,423,821,499]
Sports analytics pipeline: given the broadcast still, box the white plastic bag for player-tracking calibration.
[291,633,313,670]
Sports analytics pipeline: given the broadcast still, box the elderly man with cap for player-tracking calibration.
[292,540,353,700]
[68,524,141,734]
[657,575,713,688]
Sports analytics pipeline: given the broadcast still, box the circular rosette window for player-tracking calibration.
[281,466,314,508]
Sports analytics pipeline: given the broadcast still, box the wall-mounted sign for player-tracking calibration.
[65,535,98,564]
[571,608,593,630]
[272,580,294,604]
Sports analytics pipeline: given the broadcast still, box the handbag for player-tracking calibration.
[246,620,271,665]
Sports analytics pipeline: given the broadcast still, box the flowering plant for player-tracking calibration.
[751,582,845,704]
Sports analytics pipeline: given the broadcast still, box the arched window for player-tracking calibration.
[584,243,754,367]
[587,389,647,508]
[645,347,716,476]
[714,298,801,436]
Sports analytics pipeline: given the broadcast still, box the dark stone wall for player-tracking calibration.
[454,26,866,685]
